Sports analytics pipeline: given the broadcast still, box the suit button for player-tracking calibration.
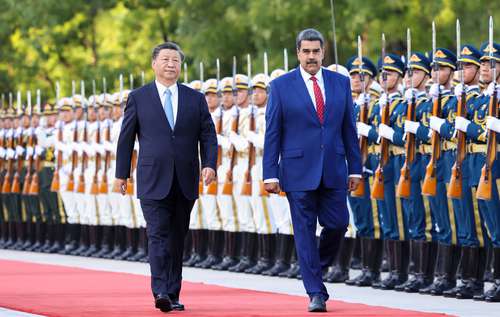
[172,135,175,139]
[320,145,324,149]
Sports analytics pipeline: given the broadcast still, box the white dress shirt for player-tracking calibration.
[299,65,326,108]
[155,80,179,125]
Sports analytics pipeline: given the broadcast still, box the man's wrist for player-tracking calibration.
[264,178,279,184]
[349,174,362,178]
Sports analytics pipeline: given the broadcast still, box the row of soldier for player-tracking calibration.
[0,25,499,304]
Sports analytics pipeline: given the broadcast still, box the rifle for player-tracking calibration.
[222,56,239,195]
[371,34,389,200]
[206,59,222,196]
[477,16,498,200]
[22,91,34,195]
[352,35,369,197]
[67,81,78,192]
[397,28,416,198]
[100,76,114,194]
[29,90,42,195]
[422,21,442,196]
[1,93,14,193]
[241,54,254,196]
[199,62,205,194]
[11,91,24,194]
[90,80,100,195]
[448,19,467,198]
[0,94,4,173]
[50,82,62,192]
[76,80,87,194]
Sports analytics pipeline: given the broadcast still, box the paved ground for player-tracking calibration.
[0,249,498,317]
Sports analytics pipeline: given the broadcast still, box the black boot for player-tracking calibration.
[60,223,80,254]
[325,237,354,283]
[12,222,26,250]
[373,240,396,289]
[27,222,46,252]
[128,227,148,262]
[4,222,16,249]
[0,222,7,248]
[280,244,301,278]
[245,234,273,274]
[347,238,383,287]
[183,229,199,266]
[40,223,54,252]
[350,237,362,269]
[81,225,99,257]
[212,231,238,270]
[21,222,35,250]
[115,228,137,260]
[380,240,409,290]
[420,243,460,295]
[229,232,257,272]
[196,230,224,268]
[451,247,486,299]
[404,241,437,293]
[183,228,193,263]
[395,240,420,291]
[380,240,390,272]
[482,247,500,302]
[262,234,293,276]
[71,225,89,256]
[48,223,65,253]
[93,226,112,258]
[104,226,125,259]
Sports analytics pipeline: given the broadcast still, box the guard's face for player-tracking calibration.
[431,66,453,86]
[32,115,40,127]
[74,107,84,120]
[46,114,57,126]
[252,87,268,107]
[297,40,324,75]
[236,89,249,106]
[112,106,122,120]
[152,49,181,83]
[205,92,218,111]
[221,91,234,109]
[4,118,12,129]
[462,63,479,85]
[22,115,30,127]
[381,70,401,90]
[480,60,500,83]
[350,72,372,93]
[405,69,428,90]
[61,110,73,123]
[87,107,97,122]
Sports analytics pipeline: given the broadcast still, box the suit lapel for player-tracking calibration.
[174,83,185,131]
[322,68,334,123]
[293,68,320,125]
[147,81,173,133]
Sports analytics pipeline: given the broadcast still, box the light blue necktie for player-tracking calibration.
[163,88,174,129]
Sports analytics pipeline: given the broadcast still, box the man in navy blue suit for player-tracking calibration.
[263,29,362,312]
[115,42,217,313]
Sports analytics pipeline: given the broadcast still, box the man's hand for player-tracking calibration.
[115,178,127,196]
[202,167,216,186]
[264,182,281,194]
[348,176,361,192]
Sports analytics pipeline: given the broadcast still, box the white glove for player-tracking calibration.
[229,131,248,152]
[84,143,96,156]
[6,148,15,159]
[246,131,257,144]
[6,129,13,138]
[15,145,24,157]
[94,143,105,156]
[0,147,5,158]
[103,141,114,152]
[454,83,465,98]
[429,83,444,99]
[230,106,239,117]
[486,116,500,133]
[356,122,372,137]
[217,135,231,150]
[26,146,34,157]
[213,107,223,118]
[14,127,23,138]
[378,124,395,142]
[404,88,418,103]
[355,93,370,106]
[429,116,445,132]
[35,145,44,157]
[404,120,420,134]
[56,120,64,129]
[0,130,5,138]
[484,82,496,97]
[379,93,388,107]
[455,116,471,133]
[75,142,83,156]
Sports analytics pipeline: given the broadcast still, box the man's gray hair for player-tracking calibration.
[152,42,185,61]
[296,28,324,49]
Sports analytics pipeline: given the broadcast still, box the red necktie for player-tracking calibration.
[311,76,325,124]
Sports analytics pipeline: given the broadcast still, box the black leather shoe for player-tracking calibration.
[308,295,327,312]
[155,294,172,313]
[171,299,185,311]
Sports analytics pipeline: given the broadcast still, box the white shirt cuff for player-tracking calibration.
[263,178,279,183]
[349,174,362,178]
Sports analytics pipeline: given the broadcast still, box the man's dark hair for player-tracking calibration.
[296,28,324,49]
[152,42,185,61]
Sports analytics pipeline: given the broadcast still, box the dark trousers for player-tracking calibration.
[140,172,194,300]
[286,181,347,301]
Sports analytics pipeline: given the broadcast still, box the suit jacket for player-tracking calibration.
[263,67,362,192]
[115,81,217,200]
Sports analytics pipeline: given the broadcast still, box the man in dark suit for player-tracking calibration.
[263,29,362,312]
[115,42,217,313]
